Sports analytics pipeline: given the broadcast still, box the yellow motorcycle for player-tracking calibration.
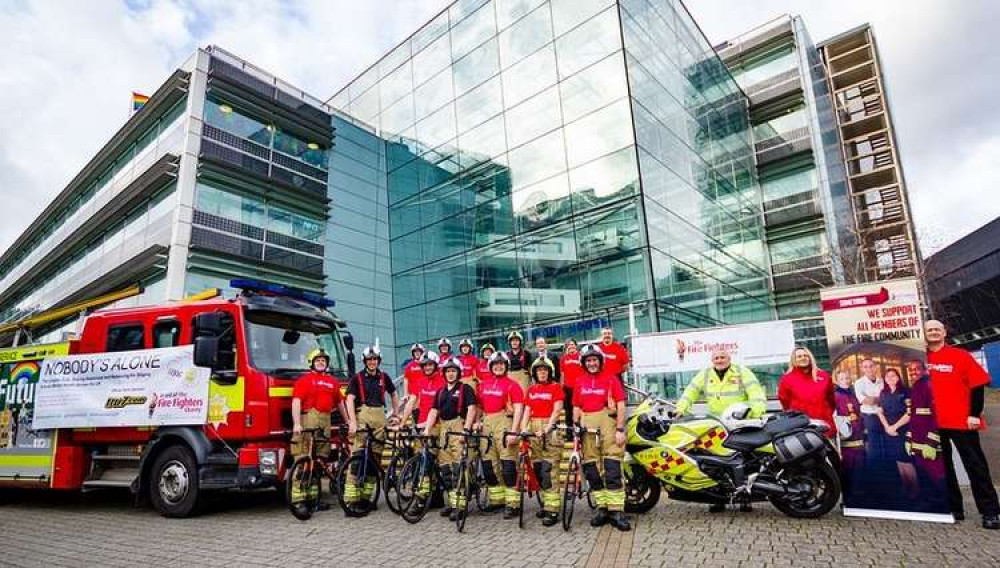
[624,388,841,518]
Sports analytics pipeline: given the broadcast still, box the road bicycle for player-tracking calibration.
[397,434,443,524]
[335,425,385,516]
[554,424,601,531]
[446,429,493,532]
[286,425,350,521]
[382,424,416,514]
[504,430,548,529]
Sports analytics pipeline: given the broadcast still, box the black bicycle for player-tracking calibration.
[335,425,385,515]
[286,425,349,521]
[446,429,493,532]
[383,425,416,515]
[397,434,443,524]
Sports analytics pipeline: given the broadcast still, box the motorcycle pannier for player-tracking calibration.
[773,430,825,465]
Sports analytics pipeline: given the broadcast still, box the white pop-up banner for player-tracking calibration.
[631,320,796,374]
[33,345,210,429]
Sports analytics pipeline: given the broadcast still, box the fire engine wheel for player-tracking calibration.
[150,445,200,518]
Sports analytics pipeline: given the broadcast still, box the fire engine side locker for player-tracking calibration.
[0,343,72,488]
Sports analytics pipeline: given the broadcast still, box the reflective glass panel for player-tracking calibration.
[504,85,562,149]
[458,114,508,165]
[414,67,454,121]
[512,173,572,233]
[415,103,457,151]
[413,32,453,86]
[501,44,558,107]
[507,128,567,191]
[568,145,639,213]
[564,99,633,168]
[559,52,627,123]
[555,6,621,79]
[454,38,500,97]
[380,94,416,136]
[499,4,553,69]
[456,76,504,134]
[451,2,496,60]
[551,0,614,37]
[496,0,547,29]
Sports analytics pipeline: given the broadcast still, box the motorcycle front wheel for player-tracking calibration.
[624,464,661,514]
[768,461,841,519]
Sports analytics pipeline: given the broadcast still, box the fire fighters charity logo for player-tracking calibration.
[208,393,230,428]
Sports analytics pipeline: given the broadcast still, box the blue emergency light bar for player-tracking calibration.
[230,279,336,308]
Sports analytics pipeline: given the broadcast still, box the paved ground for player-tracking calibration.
[1,487,997,568]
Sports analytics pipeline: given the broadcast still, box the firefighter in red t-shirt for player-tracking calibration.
[560,338,584,431]
[573,344,630,532]
[476,344,496,382]
[402,343,426,399]
[477,352,525,516]
[399,351,444,430]
[598,327,630,382]
[457,338,480,390]
[292,348,347,458]
[925,320,999,529]
[521,357,564,526]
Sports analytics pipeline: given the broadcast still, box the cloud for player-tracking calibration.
[0,0,445,255]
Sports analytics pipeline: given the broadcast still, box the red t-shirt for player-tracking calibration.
[416,374,445,423]
[778,367,836,437]
[573,372,625,413]
[560,352,583,390]
[458,354,479,378]
[927,345,991,430]
[476,359,492,382]
[600,341,630,378]
[403,359,423,388]
[526,382,564,419]
[478,375,524,414]
[292,372,344,413]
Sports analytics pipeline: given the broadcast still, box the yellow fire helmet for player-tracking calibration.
[530,356,555,381]
[307,348,330,369]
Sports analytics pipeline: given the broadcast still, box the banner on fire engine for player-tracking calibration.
[33,345,210,430]
[821,278,952,523]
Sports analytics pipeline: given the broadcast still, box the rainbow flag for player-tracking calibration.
[132,92,150,112]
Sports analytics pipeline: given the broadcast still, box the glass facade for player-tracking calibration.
[331,0,773,370]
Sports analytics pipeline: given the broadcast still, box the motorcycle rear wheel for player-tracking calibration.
[768,461,841,519]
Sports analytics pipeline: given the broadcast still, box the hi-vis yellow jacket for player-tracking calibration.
[675,364,767,418]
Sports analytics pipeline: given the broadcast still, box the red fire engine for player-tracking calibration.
[0,280,354,517]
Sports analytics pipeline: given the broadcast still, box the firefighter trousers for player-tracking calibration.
[580,409,624,512]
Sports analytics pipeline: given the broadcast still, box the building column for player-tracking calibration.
[164,49,209,300]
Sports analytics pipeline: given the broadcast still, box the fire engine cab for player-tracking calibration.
[0,279,354,517]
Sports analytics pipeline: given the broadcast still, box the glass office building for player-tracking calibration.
[327,0,774,368]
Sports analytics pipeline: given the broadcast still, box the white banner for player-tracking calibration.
[631,320,796,374]
[33,345,210,429]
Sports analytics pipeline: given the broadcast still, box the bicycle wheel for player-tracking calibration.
[384,450,408,515]
[455,460,470,533]
[399,456,431,524]
[473,458,490,512]
[561,456,580,531]
[287,456,320,521]
[517,455,527,529]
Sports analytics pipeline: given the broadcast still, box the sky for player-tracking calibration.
[1,0,997,259]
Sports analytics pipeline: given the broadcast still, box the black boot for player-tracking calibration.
[484,503,505,513]
[953,511,965,521]
[536,509,546,519]
[984,515,1000,530]
[542,511,559,527]
[610,511,631,532]
[590,507,610,527]
[503,506,520,520]
[344,504,368,518]
[440,506,454,517]
[709,502,726,513]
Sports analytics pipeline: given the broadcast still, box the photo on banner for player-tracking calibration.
[820,278,952,522]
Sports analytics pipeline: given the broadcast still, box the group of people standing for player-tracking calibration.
[776,320,999,530]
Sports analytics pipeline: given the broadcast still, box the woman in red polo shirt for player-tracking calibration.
[778,346,835,437]
[520,357,564,526]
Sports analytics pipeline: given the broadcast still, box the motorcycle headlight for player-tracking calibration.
[258,449,278,476]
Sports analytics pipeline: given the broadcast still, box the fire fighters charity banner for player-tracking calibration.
[0,342,70,484]
[631,320,795,374]
[821,278,952,523]
[32,345,210,429]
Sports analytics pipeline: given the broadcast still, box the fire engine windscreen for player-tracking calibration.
[244,312,347,377]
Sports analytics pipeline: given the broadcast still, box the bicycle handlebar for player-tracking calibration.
[446,430,494,453]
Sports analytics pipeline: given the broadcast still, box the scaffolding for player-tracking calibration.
[818,25,920,282]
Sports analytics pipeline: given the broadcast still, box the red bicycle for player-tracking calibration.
[554,424,600,531]
[504,430,546,529]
